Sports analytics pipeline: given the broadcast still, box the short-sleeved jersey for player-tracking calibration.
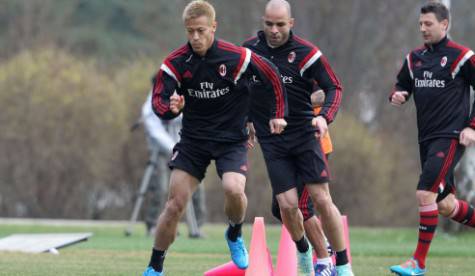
[244,31,342,141]
[152,39,286,143]
[392,37,475,142]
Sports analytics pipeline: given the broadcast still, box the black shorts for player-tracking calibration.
[169,137,248,181]
[418,138,464,202]
[260,132,330,195]
[271,175,315,221]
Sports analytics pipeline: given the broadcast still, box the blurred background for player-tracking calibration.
[1,0,474,228]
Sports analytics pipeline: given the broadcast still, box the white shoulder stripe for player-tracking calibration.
[160,63,181,87]
[406,54,414,80]
[300,50,322,76]
[234,48,252,83]
[452,50,474,79]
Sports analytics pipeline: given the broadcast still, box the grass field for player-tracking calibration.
[0,220,474,275]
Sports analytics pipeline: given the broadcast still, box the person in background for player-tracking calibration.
[244,0,353,275]
[141,91,206,238]
[389,2,475,275]
[267,89,336,276]
[143,1,287,275]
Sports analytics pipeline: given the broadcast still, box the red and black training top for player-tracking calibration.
[152,38,287,143]
[392,36,475,143]
[244,31,342,140]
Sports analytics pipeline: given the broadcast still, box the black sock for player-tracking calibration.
[148,248,166,272]
[335,249,348,266]
[227,222,243,242]
[294,236,309,253]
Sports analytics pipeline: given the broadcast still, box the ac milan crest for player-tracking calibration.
[441,56,447,67]
[288,51,296,63]
[219,64,227,77]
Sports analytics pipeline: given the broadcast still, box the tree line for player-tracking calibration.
[1,0,475,226]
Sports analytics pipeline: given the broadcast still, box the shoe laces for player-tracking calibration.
[231,238,246,254]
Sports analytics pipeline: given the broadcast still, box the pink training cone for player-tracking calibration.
[245,217,273,276]
[203,261,245,276]
[275,225,298,276]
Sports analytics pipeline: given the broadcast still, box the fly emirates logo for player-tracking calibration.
[188,82,230,99]
[415,71,445,88]
[252,74,293,84]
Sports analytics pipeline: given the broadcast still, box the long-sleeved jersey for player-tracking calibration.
[152,39,286,143]
[392,37,475,142]
[244,31,342,140]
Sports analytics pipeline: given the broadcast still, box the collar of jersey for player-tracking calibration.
[187,39,219,59]
[425,36,448,52]
[257,30,294,51]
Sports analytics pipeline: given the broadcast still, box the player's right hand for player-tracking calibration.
[170,92,184,114]
[269,118,287,134]
[390,91,409,106]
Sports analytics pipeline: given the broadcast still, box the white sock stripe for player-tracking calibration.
[449,200,460,218]
[419,203,438,212]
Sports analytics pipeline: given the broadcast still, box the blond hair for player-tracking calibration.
[182,0,216,24]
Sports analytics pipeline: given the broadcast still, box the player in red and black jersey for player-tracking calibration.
[244,1,352,275]
[143,1,287,275]
[389,2,475,275]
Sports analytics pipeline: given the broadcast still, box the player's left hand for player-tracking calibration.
[459,127,475,146]
[269,118,287,134]
[312,115,328,138]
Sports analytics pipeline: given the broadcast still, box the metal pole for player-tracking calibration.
[125,146,160,236]
[441,0,451,36]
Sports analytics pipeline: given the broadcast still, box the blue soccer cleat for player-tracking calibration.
[390,258,427,275]
[142,266,163,276]
[297,245,314,275]
[314,263,337,276]
[336,263,355,276]
[225,230,249,269]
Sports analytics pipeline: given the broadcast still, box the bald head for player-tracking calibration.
[265,0,291,18]
[262,0,293,47]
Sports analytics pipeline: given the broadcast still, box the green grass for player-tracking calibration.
[0,221,474,275]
